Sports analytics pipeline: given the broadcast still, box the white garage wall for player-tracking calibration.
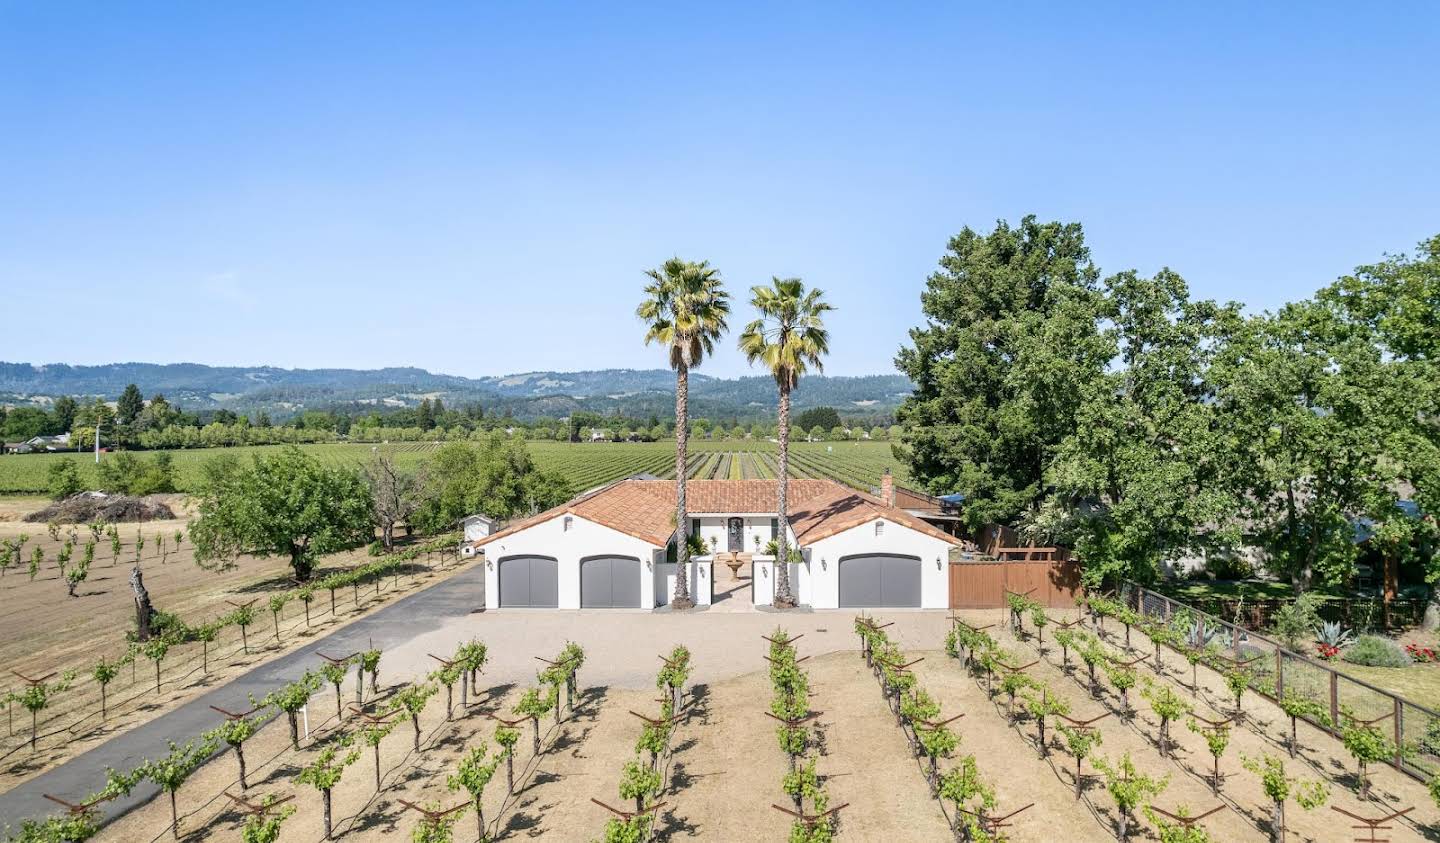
[804,518,952,609]
[482,515,662,610]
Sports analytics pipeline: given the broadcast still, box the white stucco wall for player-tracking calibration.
[654,560,714,607]
[482,514,662,610]
[692,516,777,555]
[751,557,807,607]
[804,517,953,609]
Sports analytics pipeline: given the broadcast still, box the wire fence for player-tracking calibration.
[1122,580,1440,783]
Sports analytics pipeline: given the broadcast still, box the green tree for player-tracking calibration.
[116,383,144,426]
[895,216,1107,530]
[1210,299,1431,591]
[240,797,295,843]
[47,459,83,500]
[411,434,571,533]
[1045,269,1239,586]
[265,671,321,750]
[1240,753,1328,843]
[296,736,360,840]
[140,736,219,840]
[739,277,832,608]
[1321,234,1440,626]
[793,407,841,432]
[390,682,438,751]
[448,744,499,842]
[1093,752,1168,841]
[209,711,264,790]
[638,257,730,609]
[190,446,373,580]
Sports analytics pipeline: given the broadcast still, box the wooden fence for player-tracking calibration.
[949,559,1082,609]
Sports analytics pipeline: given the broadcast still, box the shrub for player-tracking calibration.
[1341,635,1411,668]
[1269,593,1324,651]
[47,460,84,500]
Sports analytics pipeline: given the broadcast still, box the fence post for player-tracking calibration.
[1328,672,1340,737]
[1231,623,1241,655]
[1393,698,1403,770]
[1274,649,1284,698]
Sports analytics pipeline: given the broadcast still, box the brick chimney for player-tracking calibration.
[880,469,895,507]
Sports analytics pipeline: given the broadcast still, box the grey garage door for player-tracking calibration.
[581,556,642,608]
[838,554,922,608]
[498,556,559,608]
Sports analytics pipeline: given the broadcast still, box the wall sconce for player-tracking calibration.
[698,566,706,579]
[820,558,827,571]
[762,565,769,578]
[645,559,653,570]
[936,556,942,570]
[485,559,493,571]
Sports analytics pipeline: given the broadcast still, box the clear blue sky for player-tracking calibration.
[2,3,1437,379]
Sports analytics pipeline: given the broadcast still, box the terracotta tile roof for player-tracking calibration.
[471,478,963,550]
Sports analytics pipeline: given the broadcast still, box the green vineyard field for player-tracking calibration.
[0,439,913,495]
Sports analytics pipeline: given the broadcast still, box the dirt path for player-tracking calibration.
[88,646,971,842]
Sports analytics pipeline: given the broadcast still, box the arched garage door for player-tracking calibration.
[581,556,642,608]
[838,554,922,608]
[498,556,559,608]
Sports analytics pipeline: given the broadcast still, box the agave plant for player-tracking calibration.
[1185,619,1220,651]
[1314,621,1354,649]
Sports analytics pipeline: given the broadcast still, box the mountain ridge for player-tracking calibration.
[0,361,911,421]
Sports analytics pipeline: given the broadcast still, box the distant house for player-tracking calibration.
[24,434,70,451]
[3,442,33,454]
[459,514,498,558]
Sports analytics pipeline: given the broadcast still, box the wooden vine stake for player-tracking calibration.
[1150,805,1224,836]
[771,801,849,834]
[1330,805,1415,843]
[593,797,667,843]
[955,802,1033,840]
[1056,712,1112,798]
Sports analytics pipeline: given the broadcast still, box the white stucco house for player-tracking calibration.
[469,478,961,611]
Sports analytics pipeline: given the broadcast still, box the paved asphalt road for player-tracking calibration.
[0,565,485,830]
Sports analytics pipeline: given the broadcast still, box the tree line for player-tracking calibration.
[895,218,1440,617]
[2,385,898,450]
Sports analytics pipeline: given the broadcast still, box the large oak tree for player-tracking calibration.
[190,446,373,580]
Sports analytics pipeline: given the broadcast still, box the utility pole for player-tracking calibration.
[95,417,101,464]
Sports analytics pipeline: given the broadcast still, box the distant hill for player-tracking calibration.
[0,362,912,421]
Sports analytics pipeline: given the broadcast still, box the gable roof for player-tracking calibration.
[472,478,962,550]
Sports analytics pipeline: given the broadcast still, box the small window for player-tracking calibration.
[563,516,573,532]
[874,520,884,536]
[770,518,779,537]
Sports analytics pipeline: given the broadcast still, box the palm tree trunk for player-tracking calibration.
[773,384,795,607]
[672,364,694,609]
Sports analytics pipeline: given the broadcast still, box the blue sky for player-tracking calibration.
[2,2,1437,379]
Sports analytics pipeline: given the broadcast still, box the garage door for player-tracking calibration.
[838,554,922,608]
[498,556,559,608]
[581,556,642,608]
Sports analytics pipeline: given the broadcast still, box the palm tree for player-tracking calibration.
[739,278,832,608]
[638,258,730,609]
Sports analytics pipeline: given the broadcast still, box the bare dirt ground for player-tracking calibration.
[0,495,466,793]
[96,651,966,843]
[975,610,1440,841]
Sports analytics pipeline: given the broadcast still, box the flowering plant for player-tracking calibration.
[1315,643,1340,661]
[1403,643,1437,663]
